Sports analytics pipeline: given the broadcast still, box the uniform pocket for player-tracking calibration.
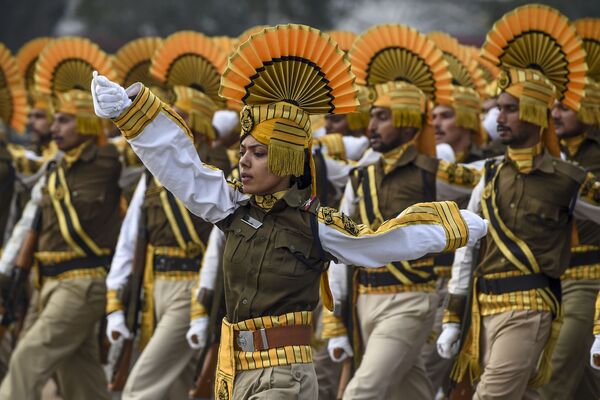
[272,230,321,276]
[524,196,567,231]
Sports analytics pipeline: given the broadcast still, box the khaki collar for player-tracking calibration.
[381,142,417,174]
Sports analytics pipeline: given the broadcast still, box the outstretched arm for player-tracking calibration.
[318,200,487,268]
[91,74,248,224]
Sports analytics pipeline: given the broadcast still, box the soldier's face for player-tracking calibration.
[551,101,585,138]
[27,108,51,139]
[496,93,541,147]
[50,113,89,151]
[239,135,291,195]
[432,105,470,148]
[367,107,418,153]
[325,114,349,135]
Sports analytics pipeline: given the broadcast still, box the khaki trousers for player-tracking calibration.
[344,291,437,400]
[0,278,109,400]
[421,278,454,393]
[122,278,198,400]
[313,301,342,400]
[233,363,318,399]
[475,310,552,400]
[540,279,600,400]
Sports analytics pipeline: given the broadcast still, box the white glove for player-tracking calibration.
[590,335,600,370]
[460,210,489,247]
[437,323,461,359]
[186,316,209,350]
[328,335,354,363]
[91,71,132,119]
[106,311,132,344]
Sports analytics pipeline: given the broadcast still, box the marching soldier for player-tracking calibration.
[0,37,118,400]
[437,5,600,399]
[105,31,233,400]
[322,24,480,400]
[540,17,600,400]
[92,24,487,399]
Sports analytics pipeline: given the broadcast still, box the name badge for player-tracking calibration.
[241,214,262,230]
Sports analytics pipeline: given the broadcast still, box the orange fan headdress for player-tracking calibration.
[0,43,28,133]
[220,23,358,182]
[16,37,53,112]
[151,31,227,137]
[349,24,452,155]
[481,4,587,133]
[326,30,357,53]
[575,18,600,126]
[35,36,115,137]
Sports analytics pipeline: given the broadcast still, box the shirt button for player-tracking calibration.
[241,298,248,305]
[235,228,241,234]
[509,203,515,209]
[290,245,296,252]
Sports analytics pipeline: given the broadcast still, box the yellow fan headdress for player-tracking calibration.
[150,31,227,111]
[427,32,484,135]
[349,24,452,155]
[173,85,218,139]
[16,37,53,112]
[35,36,115,137]
[482,4,587,133]
[325,30,357,53]
[220,24,358,183]
[575,18,600,126]
[0,43,28,133]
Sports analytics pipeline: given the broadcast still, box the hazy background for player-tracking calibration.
[2,0,600,53]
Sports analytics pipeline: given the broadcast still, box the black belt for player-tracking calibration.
[153,255,201,273]
[477,273,560,296]
[569,250,600,268]
[434,253,455,267]
[358,269,434,287]
[40,255,112,277]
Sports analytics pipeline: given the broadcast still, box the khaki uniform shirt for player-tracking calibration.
[38,143,122,253]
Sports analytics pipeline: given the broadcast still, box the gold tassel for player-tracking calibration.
[347,111,370,131]
[268,138,305,177]
[140,246,155,351]
[578,107,600,127]
[76,116,103,136]
[190,112,217,140]
[392,108,422,129]
[519,99,549,129]
[455,109,481,133]
[529,314,563,388]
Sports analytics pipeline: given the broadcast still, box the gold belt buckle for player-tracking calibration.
[186,241,202,258]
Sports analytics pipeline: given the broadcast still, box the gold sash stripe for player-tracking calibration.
[47,166,110,258]
[216,311,313,400]
[594,294,600,335]
[561,245,600,280]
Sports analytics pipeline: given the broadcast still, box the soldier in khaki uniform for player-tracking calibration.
[323,24,481,400]
[437,5,600,399]
[423,32,489,395]
[540,18,600,400]
[105,31,233,400]
[92,24,487,400]
[0,37,118,400]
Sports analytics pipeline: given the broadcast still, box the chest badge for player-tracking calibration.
[241,214,263,230]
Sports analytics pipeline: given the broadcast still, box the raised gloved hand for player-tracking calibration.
[590,335,600,370]
[328,335,354,363]
[186,316,209,350]
[460,210,489,247]
[106,311,132,344]
[91,71,132,119]
[437,323,461,359]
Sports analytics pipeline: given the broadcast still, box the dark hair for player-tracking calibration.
[290,149,312,189]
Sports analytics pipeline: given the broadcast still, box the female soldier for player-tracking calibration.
[91,24,487,399]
